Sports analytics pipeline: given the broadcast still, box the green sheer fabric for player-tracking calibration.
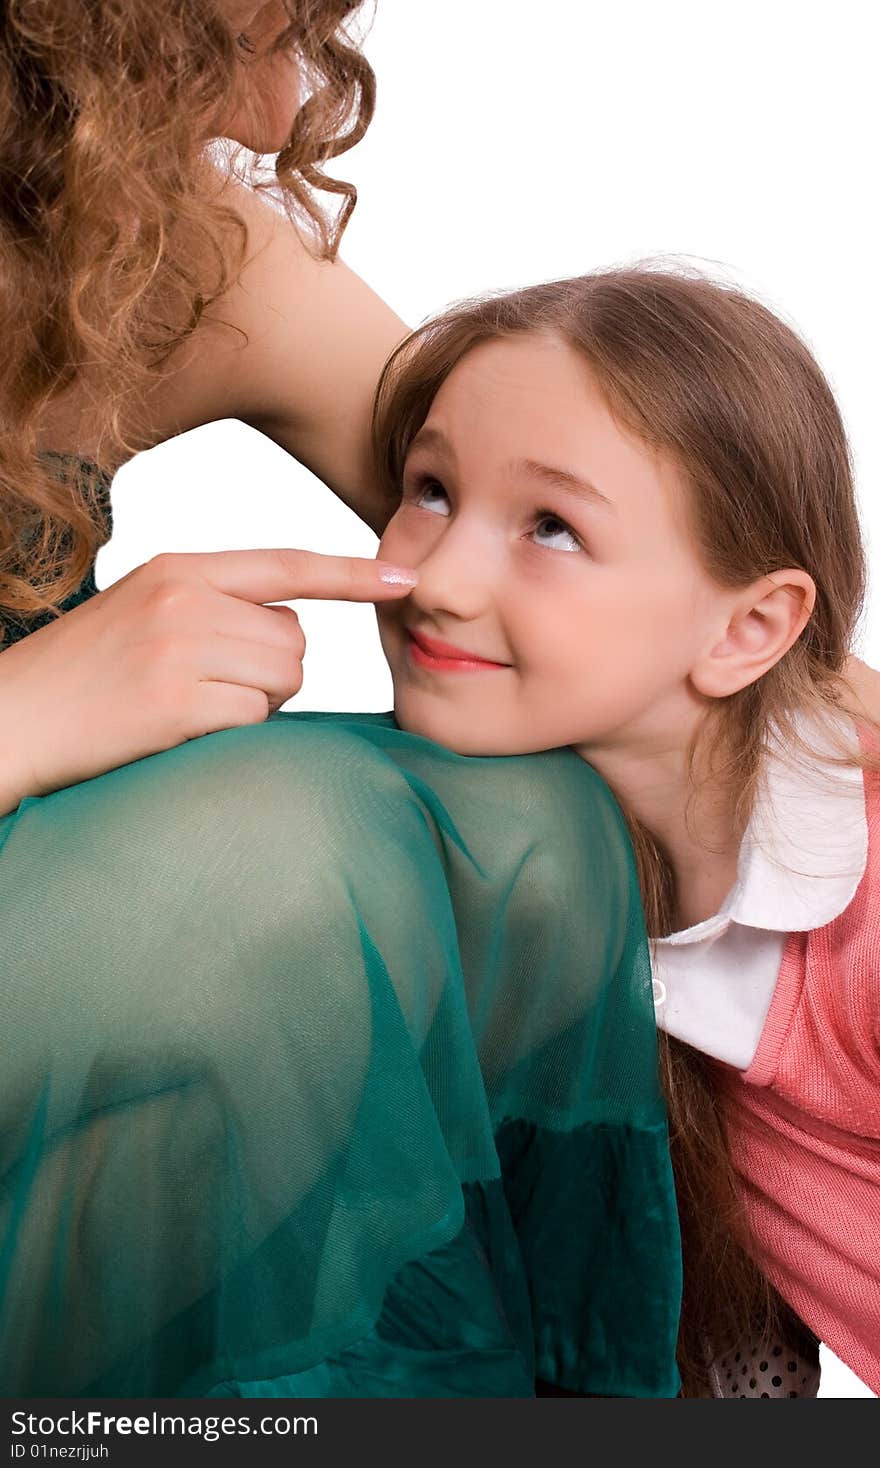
[0,459,682,1399]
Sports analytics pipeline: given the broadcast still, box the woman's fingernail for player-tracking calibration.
[378,565,419,586]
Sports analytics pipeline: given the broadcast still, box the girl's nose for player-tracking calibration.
[405,523,497,624]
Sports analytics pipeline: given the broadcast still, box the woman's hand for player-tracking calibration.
[0,548,416,813]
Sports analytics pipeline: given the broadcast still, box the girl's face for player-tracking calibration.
[215,2,301,152]
[376,331,732,761]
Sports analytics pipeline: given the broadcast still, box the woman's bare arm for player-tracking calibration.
[157,175,412,537]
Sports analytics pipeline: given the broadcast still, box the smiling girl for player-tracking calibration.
[369,267,880,1397]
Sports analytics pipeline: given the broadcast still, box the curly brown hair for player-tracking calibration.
[0,0,376,647]
[370,265,866,1395]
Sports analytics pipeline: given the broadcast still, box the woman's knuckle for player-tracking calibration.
[144,629,185,671]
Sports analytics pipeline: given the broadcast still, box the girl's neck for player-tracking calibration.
[577,726,747,933]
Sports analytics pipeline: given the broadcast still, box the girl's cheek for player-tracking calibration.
[379,507,443,564]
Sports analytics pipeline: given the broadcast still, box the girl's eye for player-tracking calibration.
[531,513,583,554]
[409,478,451,515]
[405,480,583,554]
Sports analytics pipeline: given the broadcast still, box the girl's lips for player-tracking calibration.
[406,628,510,672]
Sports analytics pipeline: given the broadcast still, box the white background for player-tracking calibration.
[96,1,878,1396]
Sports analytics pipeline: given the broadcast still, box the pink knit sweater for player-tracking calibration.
[712,724,880,1392]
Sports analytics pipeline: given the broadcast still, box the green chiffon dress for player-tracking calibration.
[0,455,682,1399]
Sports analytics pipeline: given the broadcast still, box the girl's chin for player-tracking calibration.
[392,700,482,754]
[391,697,538,759]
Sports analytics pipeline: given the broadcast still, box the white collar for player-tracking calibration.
[654,707,869,949]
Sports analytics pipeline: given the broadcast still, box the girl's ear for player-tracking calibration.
[690,570,816,699]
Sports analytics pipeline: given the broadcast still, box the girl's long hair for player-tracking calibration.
[370,263,874,1394]
[0,0,375,646]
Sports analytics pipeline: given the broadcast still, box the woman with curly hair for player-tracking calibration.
[0,1,686,1399]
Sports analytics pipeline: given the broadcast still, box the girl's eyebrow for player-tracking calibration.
[407,426,616,515]
[515,458,617,515]
[407,425,456,458]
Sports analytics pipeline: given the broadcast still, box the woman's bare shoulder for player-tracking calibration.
[840,655,880,724]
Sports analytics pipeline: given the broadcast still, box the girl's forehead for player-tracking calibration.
[424,336,640,466]
[443,331,588,393]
